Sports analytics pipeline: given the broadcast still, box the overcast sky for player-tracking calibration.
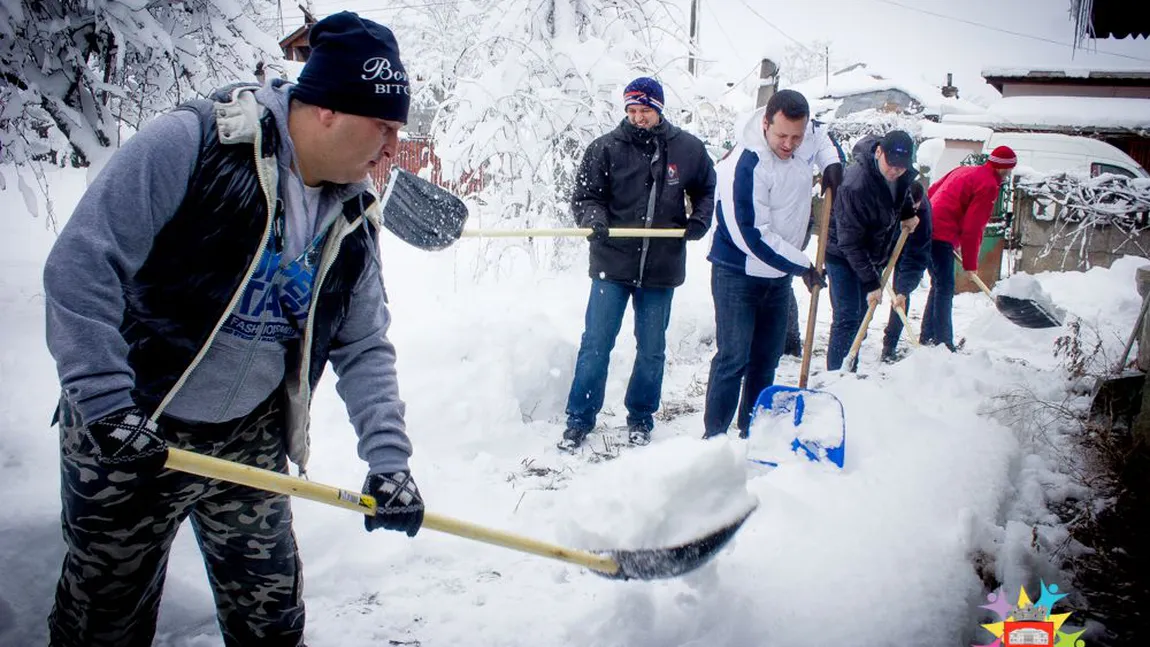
[269,0,1150,103]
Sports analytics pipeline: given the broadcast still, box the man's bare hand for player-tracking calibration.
[901,216,920,233]
[892,293,907,312]
[866,289,882,308]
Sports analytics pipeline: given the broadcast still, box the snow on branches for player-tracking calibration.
[429,0,692,272]
[1016,172,1150,226]
[0,0,281,169]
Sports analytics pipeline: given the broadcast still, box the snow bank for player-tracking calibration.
[557,437,758,550]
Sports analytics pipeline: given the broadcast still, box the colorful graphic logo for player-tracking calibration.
[975,581,1085,647]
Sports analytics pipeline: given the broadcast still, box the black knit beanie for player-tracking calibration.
[292,11,410,123]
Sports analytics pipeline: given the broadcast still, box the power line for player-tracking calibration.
[865,0,1150,63]
[734,0,820,55]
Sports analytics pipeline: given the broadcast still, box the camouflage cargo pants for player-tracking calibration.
[48,393,305,647]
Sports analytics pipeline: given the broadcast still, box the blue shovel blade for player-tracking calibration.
[747,385,846,469]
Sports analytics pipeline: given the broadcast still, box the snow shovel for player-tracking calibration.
[843,227,913,370]
[163,447,754,581]
[953,250,1062,329]
[379,168,685,250]
[746,189,847,469]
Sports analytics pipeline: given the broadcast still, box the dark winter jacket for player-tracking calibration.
[825,135,919,292]
[43,82,411,473]
[572,118,716,288]
[893,189,933,295]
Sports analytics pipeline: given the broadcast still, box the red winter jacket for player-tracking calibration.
[927,163,1002,271]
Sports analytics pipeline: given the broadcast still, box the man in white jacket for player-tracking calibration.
[703,89,843,438]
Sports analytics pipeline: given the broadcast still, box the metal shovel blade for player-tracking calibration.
[379,168,470,251]
[596,505,758,580]
[995,295,1063,329]
[747,385,846,469]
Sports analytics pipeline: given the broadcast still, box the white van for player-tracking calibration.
[985,132,1148,179]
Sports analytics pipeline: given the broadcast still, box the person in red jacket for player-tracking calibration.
[919,145,1016,350]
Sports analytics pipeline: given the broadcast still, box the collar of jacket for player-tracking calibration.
[615,117,676,144]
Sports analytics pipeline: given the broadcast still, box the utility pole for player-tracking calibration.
[825,45,830,85]
[755,58,779,109]
[688,0,701,76]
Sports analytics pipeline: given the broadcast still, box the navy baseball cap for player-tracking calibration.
[879,130,914,169]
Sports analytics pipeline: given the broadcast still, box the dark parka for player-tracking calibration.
[825,135,918,292]
[572,118,716,288]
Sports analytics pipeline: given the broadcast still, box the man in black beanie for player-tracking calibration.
[43,11,421,646]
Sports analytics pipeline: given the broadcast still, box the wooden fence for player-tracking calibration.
[369,136,485,196]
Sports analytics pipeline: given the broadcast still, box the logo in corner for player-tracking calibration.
[974,581,1085,647]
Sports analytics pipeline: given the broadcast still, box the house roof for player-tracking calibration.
[919,121,994,142]
[943,95,1150,135]
[791,63,985,119]
[981,66,1150,93]
[279,23,310,49]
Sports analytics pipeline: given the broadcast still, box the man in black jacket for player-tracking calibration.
[559,77,716,451]
[882,182,933,362]
[824,130,920,371]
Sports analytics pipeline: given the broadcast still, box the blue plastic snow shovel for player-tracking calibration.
[745,190,848,469]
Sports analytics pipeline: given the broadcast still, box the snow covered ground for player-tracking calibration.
[1,167,1143,645]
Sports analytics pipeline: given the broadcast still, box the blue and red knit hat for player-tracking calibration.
[623,77,664,114]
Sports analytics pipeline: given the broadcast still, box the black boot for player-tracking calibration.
[627,421,652,446]
[557,426,589,452]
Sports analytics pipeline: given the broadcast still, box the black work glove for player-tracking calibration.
[800,265,827,292]
[586,220,609,243]
[363,471,425,537]
[684,219,708,241]
[84,407,168,474]
[820,162,843,195]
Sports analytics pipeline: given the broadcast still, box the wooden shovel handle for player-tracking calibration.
[799,189,834,389]
[845,227,912,368]
[461,228,686,238]
[886,285,920,347]
[164,448,620,575]
[953,249,996,301]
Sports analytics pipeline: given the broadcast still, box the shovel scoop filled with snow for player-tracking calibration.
[597,505,757,580]
[747,386,846,469]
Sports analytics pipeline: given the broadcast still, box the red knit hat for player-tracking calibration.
[988,145,1017,170]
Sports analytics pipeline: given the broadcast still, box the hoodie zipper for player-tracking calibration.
[295,208,361,414]
[150,115,278,422]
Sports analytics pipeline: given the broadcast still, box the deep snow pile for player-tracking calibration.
[1,166,1144,645]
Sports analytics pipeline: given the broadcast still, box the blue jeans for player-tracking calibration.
[565,279,674,431]
[920,240,956,350]
[703,265,792,437]
[825,255,867,371]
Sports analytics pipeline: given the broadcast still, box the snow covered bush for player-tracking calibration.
[429,0,722,273]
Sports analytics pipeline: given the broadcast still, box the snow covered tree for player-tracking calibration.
[428,0,699,272]
[0,0,281,171]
